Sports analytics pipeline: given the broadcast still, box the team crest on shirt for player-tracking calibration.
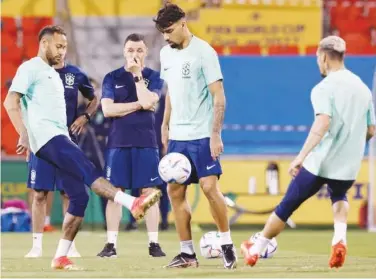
[182,62,191,78]
[144,78,150,88]
[30,170,36,184]
[65,73,75,88]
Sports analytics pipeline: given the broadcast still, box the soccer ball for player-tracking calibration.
[199,231,223,259]
[249,232,278,259]
[158,152,191,184]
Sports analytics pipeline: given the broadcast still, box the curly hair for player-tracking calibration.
[153,3,186,31]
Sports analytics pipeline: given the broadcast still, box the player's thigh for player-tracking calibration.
[27,152,57,192]
[277,168,325,215]
[104,148,132,189]
[326,179,354,204]
[132,147,163,189]
[167,140,198,185]
[167,182,188,202]
[188,138,222,183]
[56,169,86,198]
[36,135,101,186]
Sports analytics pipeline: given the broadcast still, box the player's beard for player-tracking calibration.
[45,48,60,66]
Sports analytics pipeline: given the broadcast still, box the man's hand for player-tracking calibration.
[138,99,154,110]
[17,131,29,155]
[161,124,169,156]
[127,57,142,76]
[70,115,88,135]
[210,133,223,161]
[288,155,304,178]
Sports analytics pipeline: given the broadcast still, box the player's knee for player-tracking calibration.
[199,177,218,199]
[33,190,48,205]
[274,195,304,222]
[167,184,185,201]
[67,190,89,217]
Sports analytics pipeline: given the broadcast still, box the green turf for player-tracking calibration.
[2,229,376,278]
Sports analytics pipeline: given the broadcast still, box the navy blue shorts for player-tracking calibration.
[27,153,84,192]
[167,138,222,185]
[104,147,163,189]
[275,167,354,222]
[36,135,101,188]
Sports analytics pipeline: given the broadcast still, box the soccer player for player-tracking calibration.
[97,33,166,258]
[154,4,237,269]
[240,36,376,268]
[3,25,161,270]
[24,49,98,259]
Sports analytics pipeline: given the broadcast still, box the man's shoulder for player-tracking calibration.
[105,67,125,79]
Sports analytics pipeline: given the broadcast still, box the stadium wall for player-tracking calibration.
[220,56,376,154]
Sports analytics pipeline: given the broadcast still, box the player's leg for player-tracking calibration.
[44,192,55,232]
[132,147,166,257]
[159,182,169,230]
[165,140,198,268]
[327,179,354,268]
[25,153,56,258]
[98,148,131,258]
[125,188,139,231]
[36,135,161,269]
[56,174,81,258]
[193,138,235,269]
[241,167,325,267]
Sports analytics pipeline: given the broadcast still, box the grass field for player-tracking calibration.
[2,229,376,278]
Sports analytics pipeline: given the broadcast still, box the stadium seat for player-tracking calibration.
[1,62,17,88]
[344,33,374,54]
[1,122,18,155]
[305,45,318,55]
[1,17,17,35]
[268,45,299,55]
[212,45,225,55]
[23,35,39,59]
[335,19,370,36]
[22,17,53,36]
[229,45,261,55]
[1,34,22,64]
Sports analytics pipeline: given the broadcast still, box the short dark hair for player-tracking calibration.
[38,25,66,42]
[124,33,145,45]
[153,3,186,30]
[320,48,344,61]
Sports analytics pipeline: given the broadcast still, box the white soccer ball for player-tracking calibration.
[199,231,223,259]
[249,232,278,259]
[158,152,191,184]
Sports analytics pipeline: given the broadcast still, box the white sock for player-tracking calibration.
[54,239,72,259]
[114,191,136,210]
[249,234,270,256]
[69,241,77,250]
[332,222,347,245]
[180,240,195,255]
[32,233,43,250]
[148,232,158,244]
[219,231,233,245]
[107,231,118,248]
[44,216,51,226]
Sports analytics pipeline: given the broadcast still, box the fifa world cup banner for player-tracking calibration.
[188,8,322,47]
[168,159,369,225]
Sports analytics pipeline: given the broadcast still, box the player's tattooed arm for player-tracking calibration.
[209,80,226,159]
[3,91,29,155]
[298,114,331,160]
[209,80,226,134]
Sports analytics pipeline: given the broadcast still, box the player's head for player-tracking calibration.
[316,35,346,78]
[123,33,148,68]
[153,3,187,49]
[38,25,67,66]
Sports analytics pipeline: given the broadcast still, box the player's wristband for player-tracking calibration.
[83,113,91,122]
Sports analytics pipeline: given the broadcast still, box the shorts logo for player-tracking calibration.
[65,73,75,88]
[106,166,111,180]
[182,62,191,78]
[31,170,36,184]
